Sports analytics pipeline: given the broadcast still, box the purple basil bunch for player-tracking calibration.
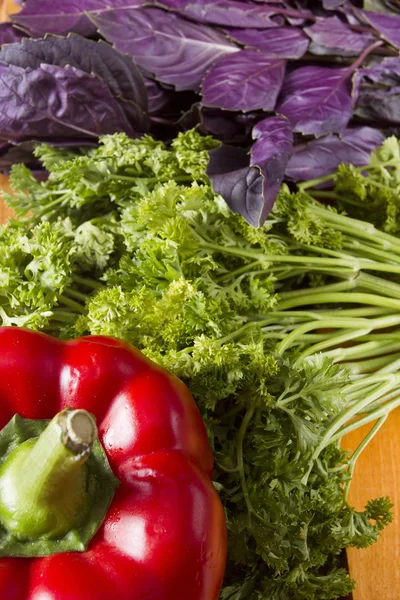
[0,0,399,225]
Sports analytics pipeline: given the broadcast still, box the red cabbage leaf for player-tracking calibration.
[201,49,286,112]
[89,7,239,91]
[224,26,309,58]
[207,115,293,226]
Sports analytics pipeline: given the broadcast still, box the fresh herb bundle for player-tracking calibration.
[2,130,400,599]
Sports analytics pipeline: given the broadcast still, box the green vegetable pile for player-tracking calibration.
[3,130,400,599]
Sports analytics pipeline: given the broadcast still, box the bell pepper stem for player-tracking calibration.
[19,409,97,502]
[0,408,98,540]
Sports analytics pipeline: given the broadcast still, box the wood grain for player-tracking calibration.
[0,0,19,21]
[344,413,400,600]
[0,175,13,222]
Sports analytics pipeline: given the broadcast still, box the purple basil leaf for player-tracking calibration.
[251,0,312,24]
[0,63,136,141]
[225,26,309,59]
[12,0,146,37]
[284,1,312,26]
[277,65,354,136]
[358,9,400,49]
[356,86,400,123]
[355,56,400,84]
[207,115,293,226]
[285,127,385,181]
[304,16,377,56]
[207,144,261,224]
[0,141,39,173]
[89,7,239,91]
[354,57,400,123]
[200,107,263,143]
[156,0,284,28]
[201,49,286,112]
[0,138,98,173]
[12,0,108,37]
[363,0,400,13]
[144,77,175,115]
[0,23,26,45]
[178,103,262,144]
[0,34,149,132]
[323,0,346,8]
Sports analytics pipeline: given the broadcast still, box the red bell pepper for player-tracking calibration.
[0,327,227,600]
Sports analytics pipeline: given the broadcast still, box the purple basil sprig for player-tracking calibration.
[207,115,293,226]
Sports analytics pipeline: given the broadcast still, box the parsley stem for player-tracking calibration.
[332,392,400,442]
[277,392,302,407]
[33,195,68,218]
[216,462,239,474]
[216,260,261,282]
[311,204,400,254]
[343,239,400,265]
[295,328,372,363]
[375,354,400,375]
[308,191,340,201]
[344,352,400,375]
[298,157,400,191]
[357,272,400,299]
[307,375,400,475]
[326,339,400,362]
[49,310,77,322]
[321,307,391,317]
[344,416,387,503]
[277,315,400,354]
[58,295,86,314]
[279,279,357,300]
[236,407,256,525]
[71,274,104,290]
[279,292,400,312]
[201,241,358,268]
[108,174,193,183]
[201,241,400,275]
[63,288,87,303]
[217,322,260,345]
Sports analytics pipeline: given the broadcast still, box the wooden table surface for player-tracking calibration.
[1,0,399,598]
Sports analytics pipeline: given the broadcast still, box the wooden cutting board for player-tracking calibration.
[0,1,399,598]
